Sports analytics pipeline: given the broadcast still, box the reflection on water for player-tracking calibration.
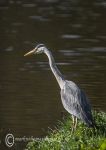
[0,0,106,149]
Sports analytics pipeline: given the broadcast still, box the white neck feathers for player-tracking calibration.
[44,48,65,89]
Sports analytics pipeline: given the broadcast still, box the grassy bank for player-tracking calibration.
[26,111,106,150]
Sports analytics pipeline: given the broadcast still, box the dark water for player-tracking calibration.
[0,0,106,149]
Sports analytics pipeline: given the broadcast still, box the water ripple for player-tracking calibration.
[77,47,106,52]
[61,34,82,39]
[11,22,24,26]
[5,46,14,52]
[29,15,50,22]
[59,50,83,56]
[22,3,36,8]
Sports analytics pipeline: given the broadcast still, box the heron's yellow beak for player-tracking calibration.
[24,49,35,56]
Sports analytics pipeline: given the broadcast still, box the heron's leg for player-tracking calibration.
[71,115,75,133]
[71,116,78,134]
[74,117,78,129]
[72,115,75,126]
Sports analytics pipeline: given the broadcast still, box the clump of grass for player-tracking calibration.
[25,111,106,150]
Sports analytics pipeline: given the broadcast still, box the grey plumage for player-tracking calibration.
[61,80,94,127]
[24,44,95,128]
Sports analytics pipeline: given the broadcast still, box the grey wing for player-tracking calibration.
[60,80,94,126]
[77,89,94,125]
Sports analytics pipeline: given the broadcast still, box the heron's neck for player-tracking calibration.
[44,49,65,89]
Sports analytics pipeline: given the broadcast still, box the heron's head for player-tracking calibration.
[24,44,46,56]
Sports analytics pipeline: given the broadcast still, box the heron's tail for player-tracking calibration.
[86,116,98,129]
[88,120,97,128]
[83,112,97,128]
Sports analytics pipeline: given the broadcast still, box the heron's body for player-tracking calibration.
[24,44,95,129]
[61,80,94,126]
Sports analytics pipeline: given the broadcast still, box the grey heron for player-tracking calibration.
[24,44,95,129]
